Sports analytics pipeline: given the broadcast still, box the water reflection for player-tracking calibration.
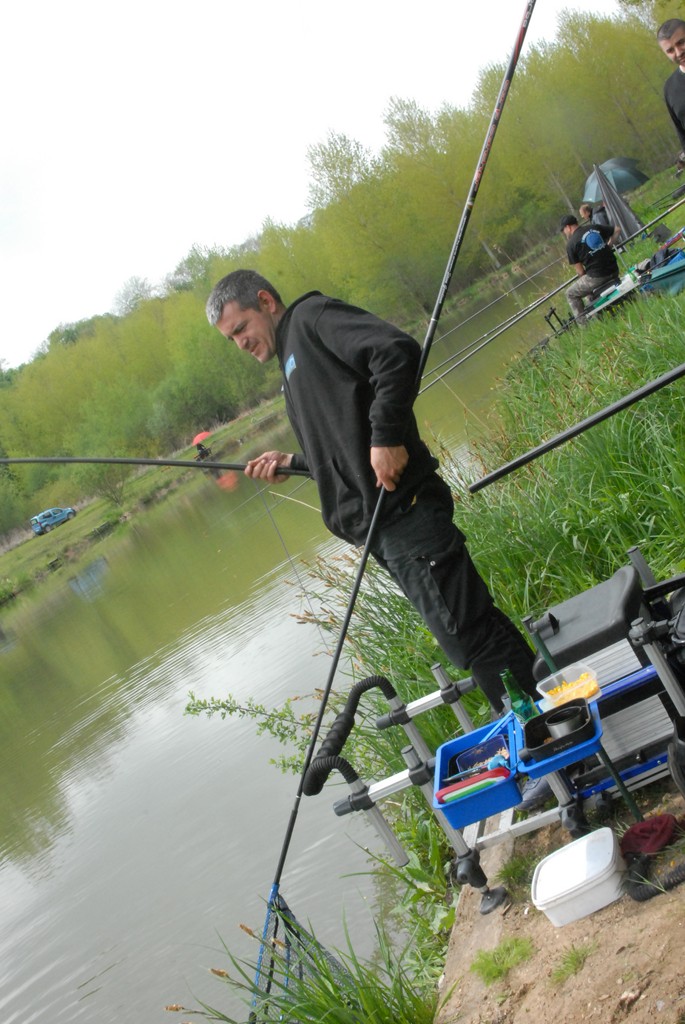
[68,557,110,601]
[0,482,380,1023]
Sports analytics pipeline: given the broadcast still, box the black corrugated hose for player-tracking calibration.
[302,676,396,796]
[624,852,685,901]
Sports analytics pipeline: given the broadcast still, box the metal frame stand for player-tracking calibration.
[330,665,508,913]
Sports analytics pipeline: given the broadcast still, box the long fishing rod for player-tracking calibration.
[627,192,685,244]
[423,259,566,378]
[648,182,685,208]
[415,7,536,382]
[0,455,309,475]
[468,361,685,493]
[269,0,538,891]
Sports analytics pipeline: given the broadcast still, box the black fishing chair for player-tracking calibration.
[524,551,685,815]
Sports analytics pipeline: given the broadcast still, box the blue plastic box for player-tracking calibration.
[433,716,523,830]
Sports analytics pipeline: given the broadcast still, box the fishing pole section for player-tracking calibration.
[468,360,685,494]
[0,455,310,475]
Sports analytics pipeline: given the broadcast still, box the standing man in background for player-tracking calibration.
[205,269,539,720]
[578,203,594,224]
[658,19,685,165]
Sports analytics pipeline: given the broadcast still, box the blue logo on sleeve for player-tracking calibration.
[285,354,297,380]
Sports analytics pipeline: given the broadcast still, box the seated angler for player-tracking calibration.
[559,215,621,325]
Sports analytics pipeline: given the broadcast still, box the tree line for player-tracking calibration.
[0,3,678,535]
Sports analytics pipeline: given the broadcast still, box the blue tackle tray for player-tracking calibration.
[433,715,523,830]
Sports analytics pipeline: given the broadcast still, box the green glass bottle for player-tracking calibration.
[500,668,539,723]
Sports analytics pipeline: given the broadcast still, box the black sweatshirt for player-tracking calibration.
[664,67,685,150]
[276,292,438,545]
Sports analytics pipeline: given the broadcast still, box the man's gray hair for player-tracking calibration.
[205,270,283,326]
[657,19,685,41]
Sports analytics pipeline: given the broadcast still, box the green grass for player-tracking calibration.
[550,941,598,985]
[470,937,535,985]
[494,852,538,899]
[444,293,685,621]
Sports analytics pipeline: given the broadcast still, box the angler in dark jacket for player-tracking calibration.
[275,289,437,545]
[206,269,537,714]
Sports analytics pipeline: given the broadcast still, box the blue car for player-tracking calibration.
[30,506,77,536]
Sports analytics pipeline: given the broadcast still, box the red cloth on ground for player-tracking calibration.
[620,814,677,856]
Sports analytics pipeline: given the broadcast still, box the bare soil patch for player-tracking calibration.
[436,783,685,1024]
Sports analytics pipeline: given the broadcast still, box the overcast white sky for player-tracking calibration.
[1,0,623,369]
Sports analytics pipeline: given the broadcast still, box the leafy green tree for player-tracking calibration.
[163,243,231,295]
[307,131,376,208]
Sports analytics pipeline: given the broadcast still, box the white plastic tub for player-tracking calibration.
[531,827,626,926]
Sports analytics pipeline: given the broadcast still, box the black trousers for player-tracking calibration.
[370,476,536,713]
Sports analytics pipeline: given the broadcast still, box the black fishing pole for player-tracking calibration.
[269,0,539,893]
[468,361,685,493]
[648,182,685,208]
[415,5,536,383]
[0,455,309,475]
[626,193,685,245]
[422,264,566,380]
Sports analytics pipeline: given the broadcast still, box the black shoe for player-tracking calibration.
[519,775,554,811]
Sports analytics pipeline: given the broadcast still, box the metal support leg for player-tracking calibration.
[386,705,433,763]
[627,545,658,587]
[345,778,409,866]
[431,663,476,733]
[595,744,643,822]
[452,846,508,914]
[401,746,470,857]
[545,770,592,838]
[399,746,509,913]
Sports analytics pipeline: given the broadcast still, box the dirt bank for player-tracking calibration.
[436,784,685,1024]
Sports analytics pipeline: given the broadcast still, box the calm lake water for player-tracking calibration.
[0,266,564,1023]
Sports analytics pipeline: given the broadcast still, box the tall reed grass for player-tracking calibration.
[449,294,685,616]
[192,921,442,1024]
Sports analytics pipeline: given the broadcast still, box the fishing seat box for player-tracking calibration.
[530,566,645,682]
[529,565,674,792]
[531,827,626,926]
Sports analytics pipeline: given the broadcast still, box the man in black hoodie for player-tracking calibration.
[206,269,538,716]
[658,18,685,163]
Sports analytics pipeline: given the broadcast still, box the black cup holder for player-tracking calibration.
[546,704,586,738]
[520,698,593,762]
